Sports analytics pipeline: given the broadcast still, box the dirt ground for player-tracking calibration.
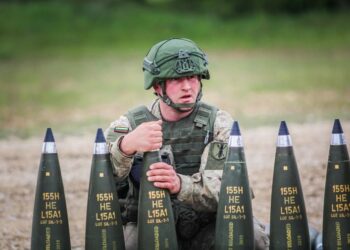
[1,121,349,249]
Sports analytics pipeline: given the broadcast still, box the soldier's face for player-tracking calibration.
[163,75,200,105]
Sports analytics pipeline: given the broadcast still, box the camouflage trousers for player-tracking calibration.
[123,217,269,250]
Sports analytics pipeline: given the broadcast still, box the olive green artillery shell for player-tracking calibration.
[137,151,178,250]
[270,147,310,250]
[215,147,254,249]
[31,153,71,250]
[322,144,350,250]
[85,154,125,250]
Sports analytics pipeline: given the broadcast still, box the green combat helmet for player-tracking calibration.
[143,38,210,111]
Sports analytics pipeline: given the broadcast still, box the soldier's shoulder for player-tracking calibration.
[105,115,131,143]
[215,109,233,125]
[198,102,231,118]
[108,115,131,129]
[127,100,160,118]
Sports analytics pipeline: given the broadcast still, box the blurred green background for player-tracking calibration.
[0,0,349,138]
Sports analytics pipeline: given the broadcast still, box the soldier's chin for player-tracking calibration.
[171,101,196,112]
[179,107,193,112]
[177,105,196,113]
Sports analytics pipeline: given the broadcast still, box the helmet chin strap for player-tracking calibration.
[158,81,203,113]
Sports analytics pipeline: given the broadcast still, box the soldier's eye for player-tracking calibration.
[187,75,198,80]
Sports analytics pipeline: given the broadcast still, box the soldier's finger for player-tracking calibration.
[149,162,172,170]
[150,131,162,139]
[147,175,172,183]
[153,182,178,193]
[150,142,162,151]
[147,169,172,178]
[150,120,162,130]
[153,181,169,189]
[150,135,162,142]
[156,120,162,125]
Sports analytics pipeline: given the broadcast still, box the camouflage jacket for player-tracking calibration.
[105,99,233,212]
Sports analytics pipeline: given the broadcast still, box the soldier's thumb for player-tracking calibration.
[156,119,163,125]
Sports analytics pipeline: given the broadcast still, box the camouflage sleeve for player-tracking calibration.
[104,115,134,181]
[213,109,233,142]
[176,109,233,212]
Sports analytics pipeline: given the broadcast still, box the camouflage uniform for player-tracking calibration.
[105,99,269,249]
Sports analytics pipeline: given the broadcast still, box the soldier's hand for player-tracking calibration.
[146,162,181,194]
[120,120,162,155]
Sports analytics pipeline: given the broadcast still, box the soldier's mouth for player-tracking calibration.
[180,94,192,101]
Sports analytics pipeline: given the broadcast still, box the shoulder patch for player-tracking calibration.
[114,126,129,134]
[210,142,228,160]
[204,142,228,170]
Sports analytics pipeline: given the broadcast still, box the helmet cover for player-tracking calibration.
[143,38,210,90]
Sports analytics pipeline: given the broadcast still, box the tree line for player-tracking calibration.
[1,0,348,18]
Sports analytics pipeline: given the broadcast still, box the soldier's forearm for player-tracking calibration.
[109,137,134,179]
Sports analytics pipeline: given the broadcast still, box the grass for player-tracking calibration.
[0,3,349,137]
[0,3,349,58]
[204,49,350,125]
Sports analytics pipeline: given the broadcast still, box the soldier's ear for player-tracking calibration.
[153,83,162,96]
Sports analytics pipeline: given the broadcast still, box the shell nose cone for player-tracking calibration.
[230,121,241,136]
[95,128,106,143]
[44,128,55,142]
[332,119,343,134]
[278,121,290,136]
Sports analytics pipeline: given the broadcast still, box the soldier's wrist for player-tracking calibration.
[175,174,182,194]
[118,136,136,157]
[175,174,192,202]
[170,174,181,196]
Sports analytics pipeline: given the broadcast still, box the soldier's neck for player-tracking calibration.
[159,101,193,122]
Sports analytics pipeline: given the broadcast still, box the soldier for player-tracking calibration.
[105,38,269,249]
